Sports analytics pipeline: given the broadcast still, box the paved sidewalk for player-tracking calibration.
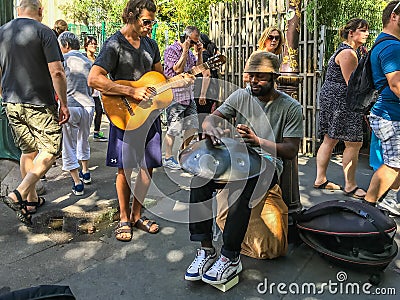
[0,120,399,299]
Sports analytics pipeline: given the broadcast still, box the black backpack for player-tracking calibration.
[346,36,399,114]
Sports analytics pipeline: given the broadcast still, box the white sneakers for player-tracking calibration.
[202,254,242,284]
[185,249,242,285]
[185,248,217,281]
[378,190,400,216]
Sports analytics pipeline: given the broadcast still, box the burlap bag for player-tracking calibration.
[216,184,288,259]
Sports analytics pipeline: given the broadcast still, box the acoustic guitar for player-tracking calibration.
[101,54,226,131]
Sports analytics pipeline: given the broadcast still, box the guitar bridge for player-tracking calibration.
[121,96,135,116]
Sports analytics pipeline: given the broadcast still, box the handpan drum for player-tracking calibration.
[178,137,274,183]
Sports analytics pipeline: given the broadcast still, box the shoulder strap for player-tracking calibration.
[370,35,400,93]
[371,35,400,52]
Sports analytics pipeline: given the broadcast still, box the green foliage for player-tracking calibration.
[59,0,230,56]
[154,0,229,58]
[306,0,387,33]
[306,0,388,66]
[59,0,125,28]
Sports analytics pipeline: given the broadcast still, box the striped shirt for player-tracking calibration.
[164,41,197,105]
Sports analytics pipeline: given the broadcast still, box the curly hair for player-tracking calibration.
[121,0,156,24]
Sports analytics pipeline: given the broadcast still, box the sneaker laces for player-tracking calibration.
[189,249,207,269]
[212,255,232,273]
[166,157,178,163]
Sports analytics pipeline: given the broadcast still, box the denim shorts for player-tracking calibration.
[166,100,199,137]
[4,103,62,155]
[369,114,400,168]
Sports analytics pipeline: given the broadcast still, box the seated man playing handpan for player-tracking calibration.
[184,51,303,284]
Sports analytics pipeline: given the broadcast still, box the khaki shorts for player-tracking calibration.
[4,103,62,155]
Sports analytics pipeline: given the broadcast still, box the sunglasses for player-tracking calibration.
[268,35,280,41]
[141,19,157,26]
[392,2,400,15]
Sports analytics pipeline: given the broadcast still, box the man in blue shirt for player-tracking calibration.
[365,1,400,213]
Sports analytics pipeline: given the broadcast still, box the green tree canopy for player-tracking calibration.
[306,0,387,33]
[59,0,124,26]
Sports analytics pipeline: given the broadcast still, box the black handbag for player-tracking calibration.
[296,199,398,283]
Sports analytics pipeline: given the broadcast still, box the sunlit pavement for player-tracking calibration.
[1,117,399,299]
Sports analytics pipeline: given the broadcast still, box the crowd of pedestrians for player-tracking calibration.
[0,0,399,288]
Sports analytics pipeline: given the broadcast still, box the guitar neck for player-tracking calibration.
[155,62,211,94]
[187,62,210,76]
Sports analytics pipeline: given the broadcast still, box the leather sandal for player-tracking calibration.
[134,216,159,234]
[115,221,133,242]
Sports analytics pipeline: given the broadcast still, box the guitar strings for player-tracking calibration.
[151,56,224,94]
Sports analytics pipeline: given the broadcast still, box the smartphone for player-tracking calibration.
[179,33,186,43]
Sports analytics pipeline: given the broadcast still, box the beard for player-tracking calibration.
[250,82,274,97]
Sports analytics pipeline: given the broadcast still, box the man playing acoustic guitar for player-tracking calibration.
[88,0,193,241]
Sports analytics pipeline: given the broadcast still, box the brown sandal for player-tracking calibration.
[115,221,133,242]
[344,186,366,200]
[134,216,159,234]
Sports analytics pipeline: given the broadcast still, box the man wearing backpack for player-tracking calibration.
[364,1,400,213]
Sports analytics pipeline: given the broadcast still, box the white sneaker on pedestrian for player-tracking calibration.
[185,248,217,281]
[163,157,181,170]
[202,254,242,285]
[378,190,400,216]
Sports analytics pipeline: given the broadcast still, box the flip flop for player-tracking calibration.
[344,186,366,200]
[134,216,159,234]
[313,180,342,190]
[1,189,32,226]
[26,196,46,214]
[115,221,133,242]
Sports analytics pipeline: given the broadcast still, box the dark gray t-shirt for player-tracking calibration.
[217,87,304,175]
[94,31,161,81]
[0,18,63,106]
